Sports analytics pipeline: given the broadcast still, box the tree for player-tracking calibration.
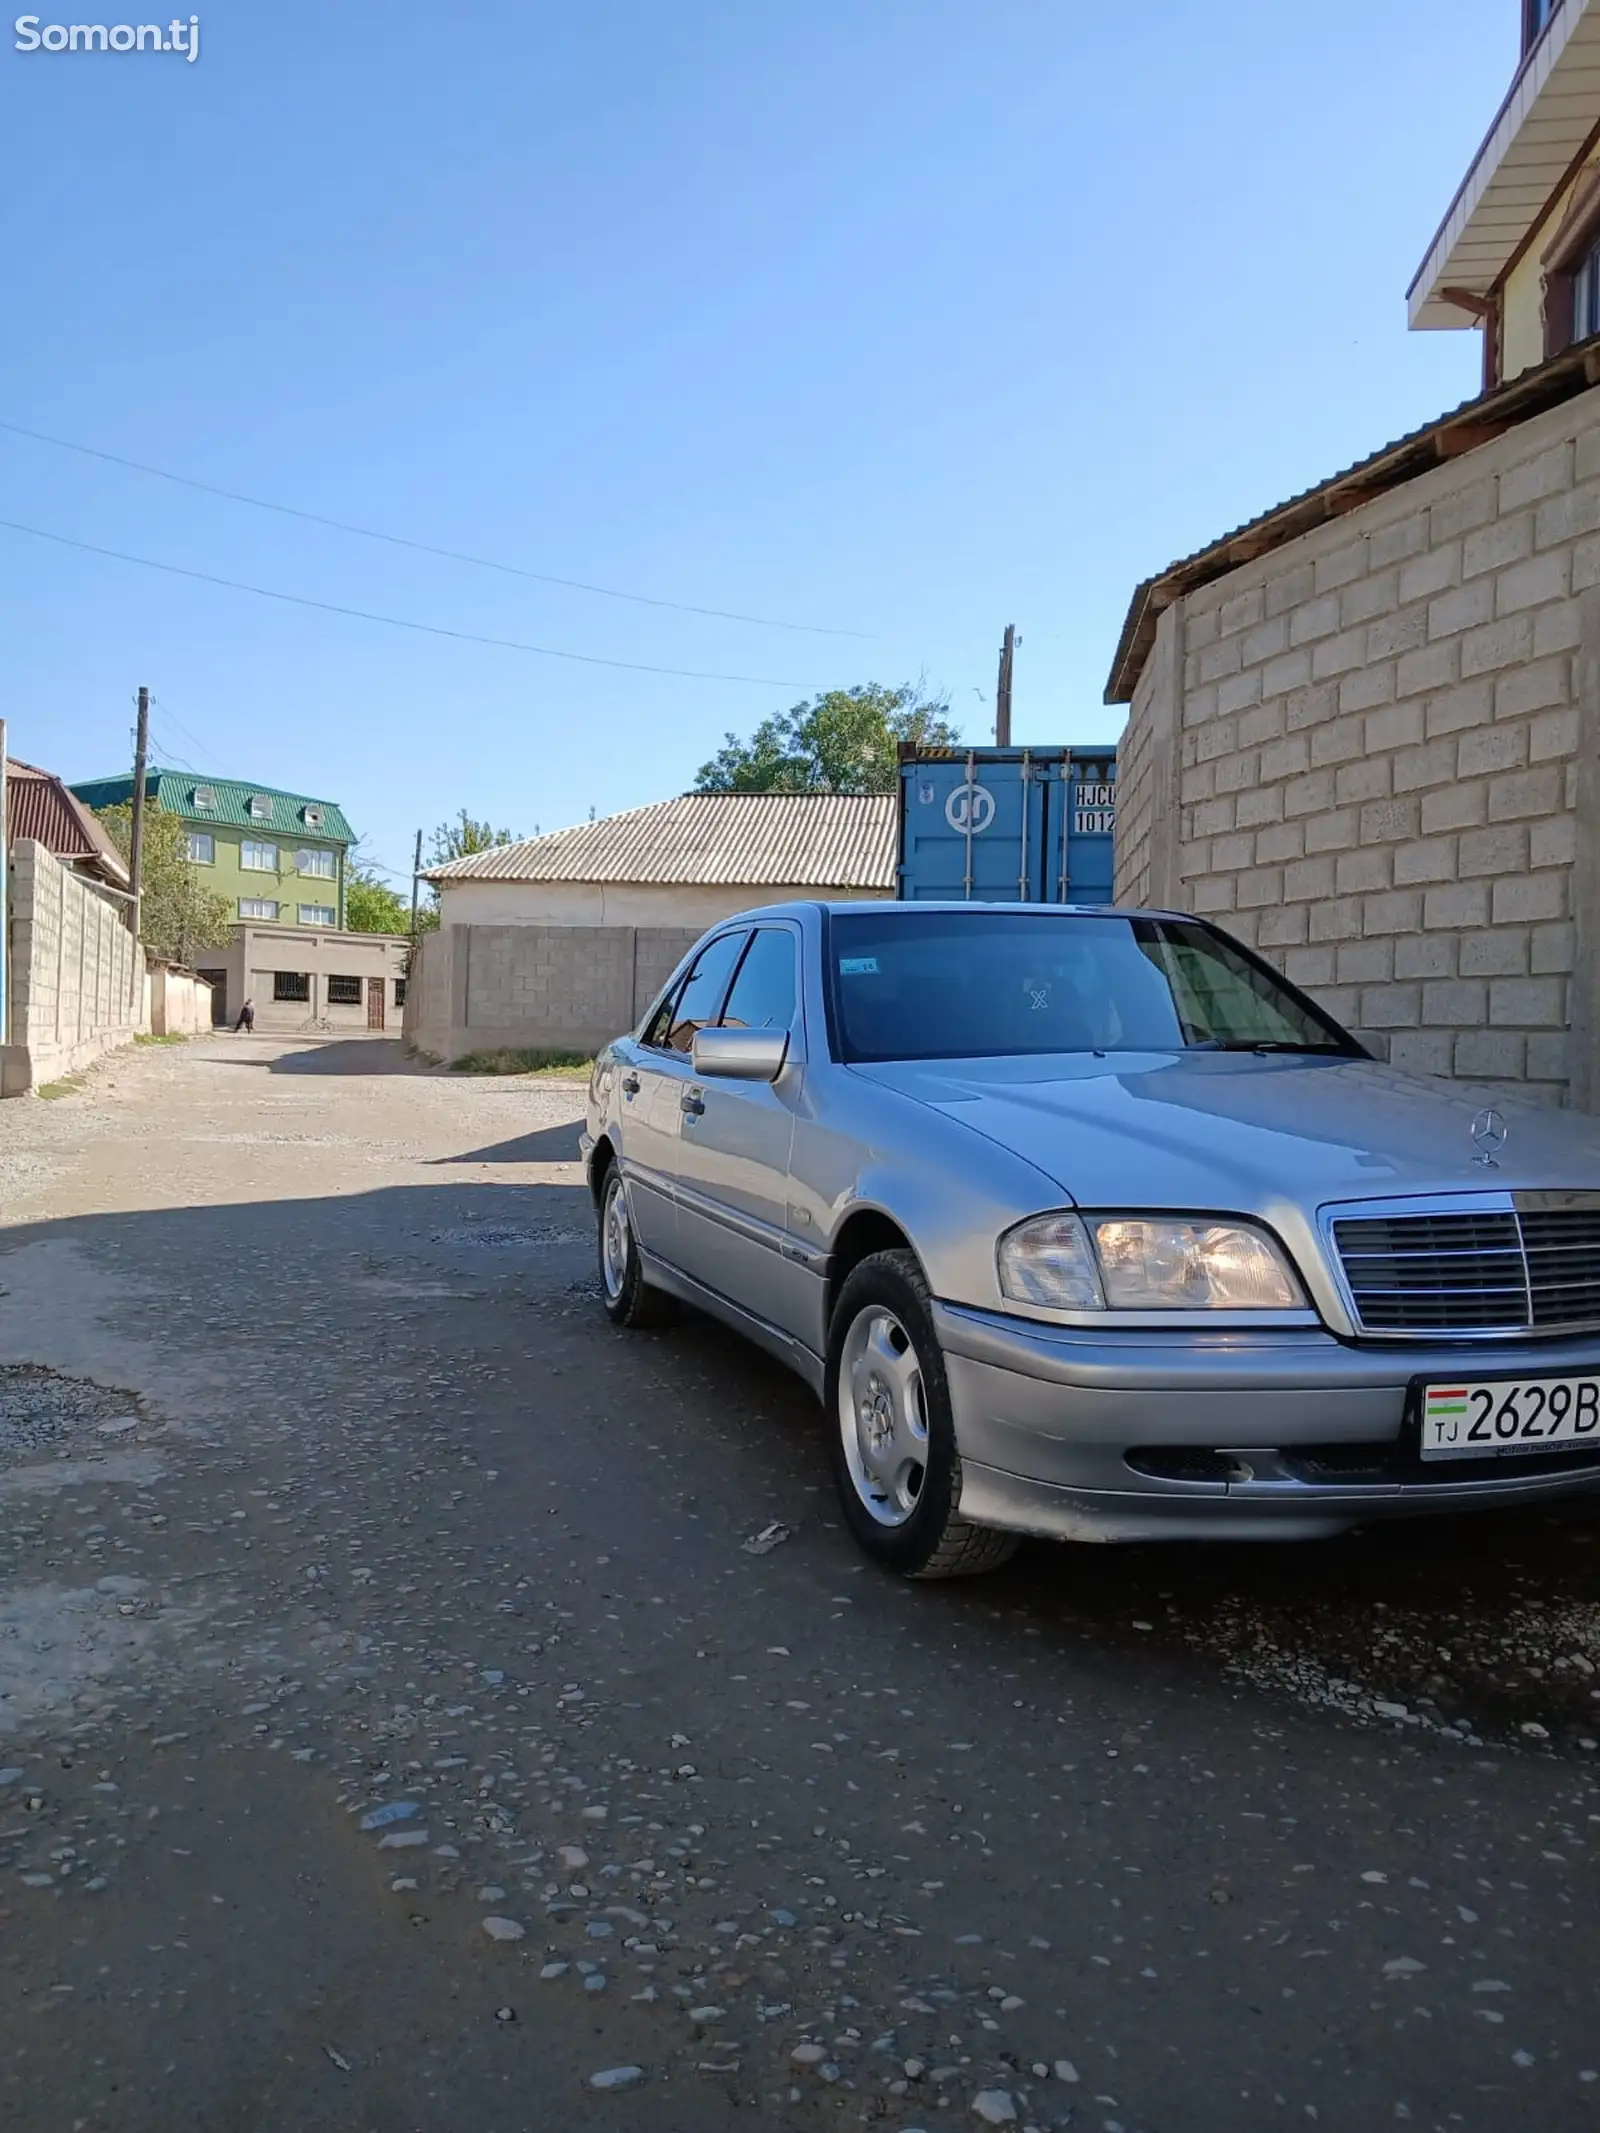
[97,803,235,966]
[345,863,411,935]
[430,810,519,867]
[693,683,959,795]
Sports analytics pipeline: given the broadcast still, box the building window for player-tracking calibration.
[295,846,335,877]
[187,832,215,864]
[1575,237,1600,341]
[298,904,336,927]
[241,839,278,872]
[1526,0,1559,54]
[327,974,363,1005]
[273,971,311,1003]
[239,897,279,920]
[1542,169,1600,357]
[248,794,273,820]
[192,785,217,812]
[302,804,324,829]
[393,977,407,1007]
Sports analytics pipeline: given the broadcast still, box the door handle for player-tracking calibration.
[680,1090,705,1118]
[621,1073,640,1098]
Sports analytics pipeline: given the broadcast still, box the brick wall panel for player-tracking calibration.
[1115,401,1596,1101]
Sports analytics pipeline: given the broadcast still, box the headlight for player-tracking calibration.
[997,1214,1105,1310]
[1090,1218,1302,1310]
[998,1213,1303,1312]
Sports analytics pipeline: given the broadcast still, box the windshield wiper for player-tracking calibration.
[1188,1039,1347,1055]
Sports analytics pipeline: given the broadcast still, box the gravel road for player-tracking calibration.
[1,1033,1597,2132]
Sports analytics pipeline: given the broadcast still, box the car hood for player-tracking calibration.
[850,1052,1600,1211]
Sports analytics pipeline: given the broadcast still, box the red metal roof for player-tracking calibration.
[7,759,131,887]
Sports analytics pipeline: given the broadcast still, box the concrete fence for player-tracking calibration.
[404,922,700,1063]
[147,964,214,1037]
[2,840,144,1094]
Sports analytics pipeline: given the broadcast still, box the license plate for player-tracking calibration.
[1420,1377,1600,1461]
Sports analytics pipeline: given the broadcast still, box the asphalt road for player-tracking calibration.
[1,1033,1597,2133]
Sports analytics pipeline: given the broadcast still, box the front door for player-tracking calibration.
[671,924,806,1333]
[366,976,386,1030]
[617,928,749,1263]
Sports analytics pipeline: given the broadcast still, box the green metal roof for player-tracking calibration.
[69,770,355,844]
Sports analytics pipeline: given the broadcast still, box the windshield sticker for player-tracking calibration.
[839,957,880,975]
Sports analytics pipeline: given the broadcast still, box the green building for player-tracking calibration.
[70,771,355,931]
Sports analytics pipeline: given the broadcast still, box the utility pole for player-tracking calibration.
[409,828,423,941]
[129,686,150,948]
[995,625,1016,746]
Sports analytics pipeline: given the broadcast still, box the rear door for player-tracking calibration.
[613,928,749,1264]
[671,923,807,1332]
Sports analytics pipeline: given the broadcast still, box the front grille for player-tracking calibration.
[1332,1202,1600,1337]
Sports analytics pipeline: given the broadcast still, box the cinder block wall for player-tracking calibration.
[404,923,702,1063]
[1114,389,1600,1106]
[3,841,143,1093]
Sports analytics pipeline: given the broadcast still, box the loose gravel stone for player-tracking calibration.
[589,2066,644,2091]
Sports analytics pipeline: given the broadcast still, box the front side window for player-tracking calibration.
[273,971,310,1003]
[239,897,279,920]
[241,839,278,872]
[827,911,1360,1064]
[327,974,362,1005]
[646,931,747,1054]
[298,904,336,928]
[296,847,335,878]
[393,978,407,1007]
[720,927,797,1033]
[187,832,214,864]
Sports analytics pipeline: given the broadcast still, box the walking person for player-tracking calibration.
[234,997,256,1035]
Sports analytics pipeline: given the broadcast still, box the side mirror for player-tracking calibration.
[691,1026,790,1082]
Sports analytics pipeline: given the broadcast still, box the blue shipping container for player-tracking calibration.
[895,745,1119,905]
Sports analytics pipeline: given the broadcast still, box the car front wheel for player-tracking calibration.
[597,1162,676,1329]
[824,1248,1018,1579]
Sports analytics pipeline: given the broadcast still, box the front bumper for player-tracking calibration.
[934,1301,1600,1543]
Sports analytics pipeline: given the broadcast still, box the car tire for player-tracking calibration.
[825,1248,1019,1580]
[597,1160,676,1330]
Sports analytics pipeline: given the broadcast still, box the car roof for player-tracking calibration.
[813,899,1187,919]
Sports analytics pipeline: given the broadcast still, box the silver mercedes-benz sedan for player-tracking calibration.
[581,901,1600,1578]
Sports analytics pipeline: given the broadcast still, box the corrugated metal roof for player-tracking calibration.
[1105,336,1600,704]
[69,770,355,843]
[8,759,131,886]
[426,791,897,890]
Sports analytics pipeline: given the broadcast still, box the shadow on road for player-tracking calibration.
[436,1121,584,1164]
[199,1038,419,1077]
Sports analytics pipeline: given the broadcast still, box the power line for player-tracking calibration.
[0,518,818,687]
[0,417,869,640]
[150,693,222,769]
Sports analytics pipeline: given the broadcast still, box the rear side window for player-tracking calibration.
[720,928,797,1033]
[656,931,747,1054]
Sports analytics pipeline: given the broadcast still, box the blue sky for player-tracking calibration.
[4,0,1515,886]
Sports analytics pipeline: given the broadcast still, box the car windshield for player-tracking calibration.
[827,910,1359,1063]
